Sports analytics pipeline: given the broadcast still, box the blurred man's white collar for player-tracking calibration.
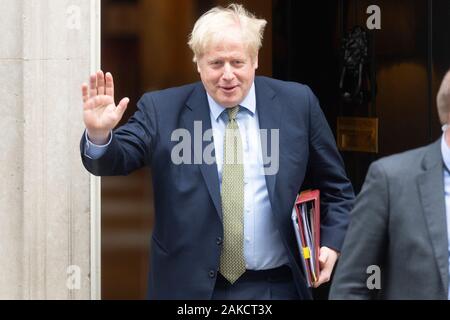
[442,124,450,147]
[441,124,450,160]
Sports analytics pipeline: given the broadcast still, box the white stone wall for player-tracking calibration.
[0,0,100,299]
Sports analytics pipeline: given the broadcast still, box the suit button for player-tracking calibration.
[209,270,216,278]
[216,237,222,245]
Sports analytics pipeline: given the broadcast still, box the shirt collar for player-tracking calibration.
[441,125,450,172]
[207,82,256,121]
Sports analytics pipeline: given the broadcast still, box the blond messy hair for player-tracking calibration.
[188,3,267,63]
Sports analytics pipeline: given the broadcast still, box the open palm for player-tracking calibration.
[81,70,129,144]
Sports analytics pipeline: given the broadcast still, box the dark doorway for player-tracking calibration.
[273,0,448,193]
[273,0,450,298]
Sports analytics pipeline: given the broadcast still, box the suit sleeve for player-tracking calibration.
[80,93,157,176]
[306,86,355,252]
[329,161,389,299]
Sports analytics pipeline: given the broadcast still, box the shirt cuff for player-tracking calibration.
[84,130,112,160]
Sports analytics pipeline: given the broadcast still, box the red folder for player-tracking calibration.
[291,189,320,287]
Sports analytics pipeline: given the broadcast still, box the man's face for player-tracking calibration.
[197,30,258,108]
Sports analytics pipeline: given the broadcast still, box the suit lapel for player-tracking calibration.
[254,77,281,212]
[417,139,449,294]
[183,83,222,219]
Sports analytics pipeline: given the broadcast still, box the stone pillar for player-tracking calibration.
[0,0,100,299]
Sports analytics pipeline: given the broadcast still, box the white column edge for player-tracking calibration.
[90,0,102,301]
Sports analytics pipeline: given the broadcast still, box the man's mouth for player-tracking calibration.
[220,85,238,93]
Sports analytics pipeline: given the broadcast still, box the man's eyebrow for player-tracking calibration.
[210,56,246,61]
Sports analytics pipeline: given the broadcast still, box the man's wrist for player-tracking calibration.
[86,129,110,145]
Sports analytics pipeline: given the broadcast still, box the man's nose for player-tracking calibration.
[222,63,235,81]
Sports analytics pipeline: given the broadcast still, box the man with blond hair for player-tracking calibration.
[329,72,450,300]
[80,4,354,299]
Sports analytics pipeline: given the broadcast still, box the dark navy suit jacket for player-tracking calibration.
[80,76,354,299]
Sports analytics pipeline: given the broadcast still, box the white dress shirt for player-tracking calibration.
[207,83,289,270]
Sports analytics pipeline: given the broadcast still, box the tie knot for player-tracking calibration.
[227,106,239,122]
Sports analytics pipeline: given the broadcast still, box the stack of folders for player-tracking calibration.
[291,189,320,287]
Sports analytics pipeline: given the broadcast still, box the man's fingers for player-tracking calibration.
[81,83,89,103]
[313,247,339,288]
[319,248,329,267]
[320,269,332,283]
[313,269,332,288]
[105,72,114,98]
[89,74,97,97]
[97,70,105,96]
[116,97,130,118]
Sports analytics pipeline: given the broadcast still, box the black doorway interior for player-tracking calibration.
[273,0,450,298]
[273,0,449,194]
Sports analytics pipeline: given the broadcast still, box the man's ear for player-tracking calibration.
[197,62,201,74]
[253,54,259,70]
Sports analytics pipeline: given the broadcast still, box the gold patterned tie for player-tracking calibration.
[219,106,246,284]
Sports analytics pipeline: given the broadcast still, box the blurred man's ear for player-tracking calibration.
[253,54,259,70]
[196,60,201,74]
